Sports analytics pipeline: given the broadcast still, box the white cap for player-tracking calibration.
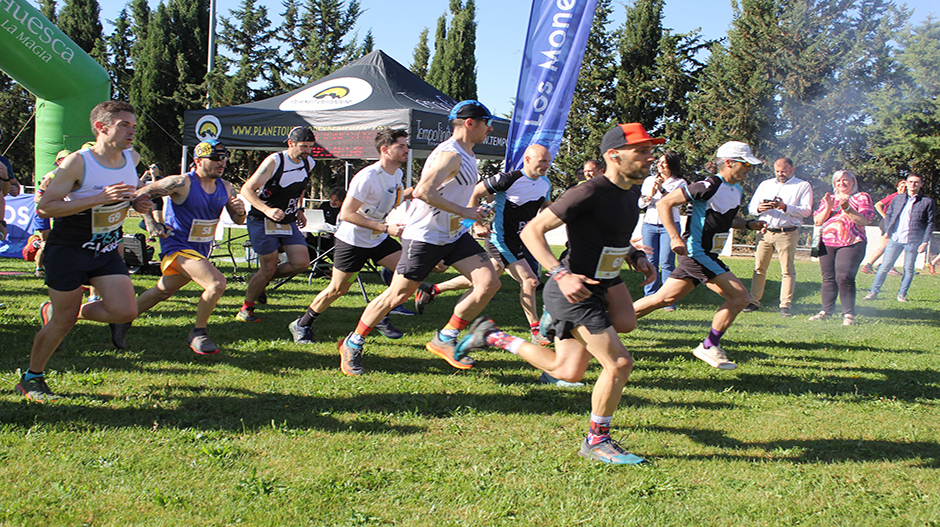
[716,141,762,165]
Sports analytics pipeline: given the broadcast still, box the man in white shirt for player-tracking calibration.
[742,157,813,317]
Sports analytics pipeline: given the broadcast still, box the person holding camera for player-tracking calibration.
[742,157,813,317]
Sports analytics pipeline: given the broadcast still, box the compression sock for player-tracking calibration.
[703,328,725,349]
[241,301,255,312]
[298,308,319,327]
[191,327,207,336]
[440,314,470,341]
[485,331,524,354]
[23,369,44,382]
[530,322,540,338]
[587,413,613,445]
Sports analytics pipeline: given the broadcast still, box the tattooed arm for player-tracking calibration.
[137,175,191,238]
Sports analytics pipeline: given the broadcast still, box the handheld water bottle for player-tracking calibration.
[460,202,493,228]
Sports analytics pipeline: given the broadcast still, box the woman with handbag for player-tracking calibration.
[810,170,875,325]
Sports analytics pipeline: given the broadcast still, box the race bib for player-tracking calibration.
[594,246,630,279]
[91,202,130,234]
[264,218,293,235]
[448,213,464,238]
[711,233,730,253]
[188,218,220,243]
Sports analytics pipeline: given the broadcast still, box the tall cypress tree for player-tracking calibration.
[425,14,448,89]
[107,7,135,101]
[411,28,431,80]
[441,0,477,100]
[39,0,57,22]
[616,0,664,130]
[217,0,280,103]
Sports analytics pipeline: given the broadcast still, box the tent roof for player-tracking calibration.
[183,50,509,160]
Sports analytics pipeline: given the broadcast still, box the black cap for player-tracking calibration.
[448,100,494,121]
[287,126,316,143]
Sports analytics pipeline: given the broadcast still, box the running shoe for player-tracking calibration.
[529,333,551,346]
[843,314,856,326]
[426,333,475,369]
[928,262,936,274]
[389,305,416,316]
[538,371,584,388]
[374,316,404,339]
[860,263,874,275]
[187,332,220,355]
[337,334,365,376]
[578,438,646,465]
[887,267,903,277]
[897,294,909,303]
[14,376,59,402]
[110,321,132,350]
[454,315,498,359]
[534,307,553,344]
[414,282,436,315]
[288,318,315,344]
[692,343,737,370]
[40,301,64,353]
[863,292,878,301]
[742,302,759,313]
[808,311,831,321]
[236,307,261,322]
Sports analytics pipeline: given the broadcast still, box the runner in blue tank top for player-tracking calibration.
[113,140,246,355]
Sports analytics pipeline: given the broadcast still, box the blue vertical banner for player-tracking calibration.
[505,0,598,170]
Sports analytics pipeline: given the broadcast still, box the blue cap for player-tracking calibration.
[448,100,493,121]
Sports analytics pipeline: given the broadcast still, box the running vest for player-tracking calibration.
[48,149,139,255]
[160,171,230,258]
[401,138,479,245]
[248,152,313,224]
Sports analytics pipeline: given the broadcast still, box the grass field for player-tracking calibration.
[1,227,938,526]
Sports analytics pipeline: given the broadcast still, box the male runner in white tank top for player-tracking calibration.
[337,101,500,375]
[16,101,154,402]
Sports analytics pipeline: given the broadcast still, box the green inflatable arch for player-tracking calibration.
[0,0,111,183]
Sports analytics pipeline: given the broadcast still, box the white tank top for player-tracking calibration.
[72,149,139,201]
[401,138,478,245]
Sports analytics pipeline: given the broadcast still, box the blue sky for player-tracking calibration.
[83,0,940,115]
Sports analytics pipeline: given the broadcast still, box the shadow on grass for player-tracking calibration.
[648,425,940,467]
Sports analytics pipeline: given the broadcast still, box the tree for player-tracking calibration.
[410,27,430,80]
[425,1,477,100]
[615,0,664,130]
[216,0,280,103]
[39,0,57,22]
[860,16,940,198]
[0,75,35,181]
[107,7,135,101]
[553,0,618,188]
[294,0,363,82]
[57,0,108,66]
[425,14,448,89]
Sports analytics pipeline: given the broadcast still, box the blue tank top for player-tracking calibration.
[160,172,229,258]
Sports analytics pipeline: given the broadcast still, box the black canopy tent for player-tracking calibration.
[182,50,509,187]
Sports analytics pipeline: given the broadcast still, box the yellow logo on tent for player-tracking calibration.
[314,86,349,99]
[198,121,219,138]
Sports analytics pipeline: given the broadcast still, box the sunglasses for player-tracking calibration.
[206,155,228,162]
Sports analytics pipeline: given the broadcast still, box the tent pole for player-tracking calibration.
[181,146,188,174]
[345,161,350,189]
[406,149,413,189]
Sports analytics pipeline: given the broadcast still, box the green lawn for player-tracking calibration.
[1,228,938,526]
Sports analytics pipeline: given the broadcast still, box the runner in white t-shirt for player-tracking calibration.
[288,129,413,346]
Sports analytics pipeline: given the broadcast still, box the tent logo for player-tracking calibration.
[195,115,222,142]
[314,87,349,99]
[279,77,373,111]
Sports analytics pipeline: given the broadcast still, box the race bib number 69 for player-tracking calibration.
[91,202,130,234]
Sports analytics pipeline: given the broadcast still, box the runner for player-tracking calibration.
[455,123,660,465]
[288,129,412,344]
[112,139,246,354]
[336,100,499,375]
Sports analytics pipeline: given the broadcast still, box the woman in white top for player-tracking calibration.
[638,151,687,310]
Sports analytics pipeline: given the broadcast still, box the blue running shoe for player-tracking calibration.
[389,305,416,316]
[535,306,553,343]
[538,371,584,388]
[427,333,475,369]
[453,315,498,360]
[578,438,646,465]
[337,334,365,376]
[375,316,403,339]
